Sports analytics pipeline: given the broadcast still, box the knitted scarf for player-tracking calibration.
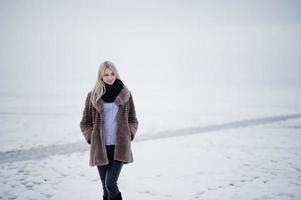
[101,79,124,102]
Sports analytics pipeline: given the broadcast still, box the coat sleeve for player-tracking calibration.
[80,92,93,144]
[128,94,138,141]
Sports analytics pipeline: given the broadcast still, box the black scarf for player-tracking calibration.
[101,79,124,102]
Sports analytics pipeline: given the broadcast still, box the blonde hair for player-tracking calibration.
[90,61,121,108]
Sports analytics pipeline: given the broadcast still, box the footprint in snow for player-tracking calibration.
[273,192,295,199]
[194,190,206,199]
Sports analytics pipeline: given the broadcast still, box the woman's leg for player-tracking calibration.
[97,145,115,198]
[98,145,123,199]
[105,160,123,199]
[97,165,109,198]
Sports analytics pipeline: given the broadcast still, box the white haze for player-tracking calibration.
[0,0,300,97]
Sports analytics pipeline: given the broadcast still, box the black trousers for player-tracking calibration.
[97,145,123,198]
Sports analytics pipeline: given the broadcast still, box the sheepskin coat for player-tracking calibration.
[80,86,138,166]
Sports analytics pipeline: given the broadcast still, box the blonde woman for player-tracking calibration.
[80,61,138,200]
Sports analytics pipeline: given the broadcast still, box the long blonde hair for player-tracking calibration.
[90,61,121,108]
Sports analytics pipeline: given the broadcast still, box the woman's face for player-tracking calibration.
[102,68,116,85]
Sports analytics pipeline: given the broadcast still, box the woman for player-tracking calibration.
[80,61,138,200]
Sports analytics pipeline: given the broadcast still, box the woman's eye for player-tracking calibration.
[111,73,115,76]
[104,74,109,76]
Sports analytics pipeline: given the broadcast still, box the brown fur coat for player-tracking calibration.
[80,86,138,166]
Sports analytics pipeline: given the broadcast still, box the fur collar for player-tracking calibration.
[93,86,131,113]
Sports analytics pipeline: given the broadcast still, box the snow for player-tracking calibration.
[1,85,301,200]
[1,79,301,200]
[1,84,301,200]
[1,116,301,200]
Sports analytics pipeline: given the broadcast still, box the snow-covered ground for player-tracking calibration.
[1,85,301,200]
[1,115,301,200]
[1,84,300,151]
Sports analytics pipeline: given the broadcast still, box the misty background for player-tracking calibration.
[1,0,300,95]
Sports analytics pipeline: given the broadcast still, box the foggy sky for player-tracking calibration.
[0,0,300,95]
